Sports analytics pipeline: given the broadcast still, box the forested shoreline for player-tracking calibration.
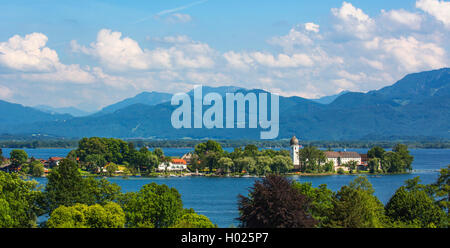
[1,139,450,149]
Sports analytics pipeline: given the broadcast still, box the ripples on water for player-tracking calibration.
[13,148,450,227]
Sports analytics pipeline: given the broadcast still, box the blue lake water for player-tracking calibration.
[4,147,449,227]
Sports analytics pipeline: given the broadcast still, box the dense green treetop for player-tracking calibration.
[120,182,184,228]
[385,176,447,228]
[10,149,28,170]
[44,158,122,212]
[293,182,333,225]
[0,171,43,227]
[170,213,217,228]
[46,202,125,228]
[323,177,387,228]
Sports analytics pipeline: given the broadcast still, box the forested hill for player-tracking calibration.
[0,68,449,140]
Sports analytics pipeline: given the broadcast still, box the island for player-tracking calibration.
[0,136,414,178]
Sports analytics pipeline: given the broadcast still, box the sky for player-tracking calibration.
[0,0,449,112]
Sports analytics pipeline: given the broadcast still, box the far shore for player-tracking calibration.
[27,170,423,180]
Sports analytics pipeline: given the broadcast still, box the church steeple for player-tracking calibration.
[290,136,299,146]
[290,136,300,167]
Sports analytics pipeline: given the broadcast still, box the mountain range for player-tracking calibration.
[33,105,92,117]
[1,68,449,140]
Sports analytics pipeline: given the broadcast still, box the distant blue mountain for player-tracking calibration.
[0,100,71,128]
[1,68,449,140]
[34,105,91,117]
[311,90,351,104]
[95,91,173,115]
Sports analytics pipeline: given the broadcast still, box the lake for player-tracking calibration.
[3,147,449,227]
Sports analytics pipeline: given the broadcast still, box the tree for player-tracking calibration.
[237,175,317,228]
[345,160,358,174]
[319,160,334,173]
[433,165,449,213]
[105,162,119,176]
[368,158,380,173]
[243,145,259,157]
[382,151,404,173]
[293,182,333,225]
[30,160,45,177]
[76,137,132,165]
[153,148,164,160]
[298,146,326,172]
[46,202,125,228]
[84,177,122,205]
[120,183,184,228]
[10,149,28,171]
[170,213,216,228]
[368,146,385,159]
[44,159,122,212]
[324,176,386,228]
[44,159,89,212]
[254,156,272,176]
[217,157,234,174]
[0,148,3,162]
[195,140,224,173]
[392,144,414,171]
[270,155,293,174]
[85,154,107,173]
[203,152,221,173]
[194,140,224,156]
[229,147,244,161]
[129,148,159,175]
[0,171,44,227]
[385,177,447,228]
[233,157,256,174]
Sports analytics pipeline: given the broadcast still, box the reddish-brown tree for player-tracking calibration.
[237,175,317,228]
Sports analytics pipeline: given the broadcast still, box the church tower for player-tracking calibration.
[290,136,300,166]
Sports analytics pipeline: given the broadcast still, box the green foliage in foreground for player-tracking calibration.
[293,182,333,225]
[119,182,184,228]
[323,177,387,228]
[0,171,44,227]
[170,213,217,228]
[385,177,448,228]
[240,173,449,228]
[47,202,125,228]
[44,158,122,212]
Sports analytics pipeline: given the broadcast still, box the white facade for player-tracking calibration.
[291,144,300,166]
[290,136,300,166]
[157,162,187,172]
[324,151,362,172]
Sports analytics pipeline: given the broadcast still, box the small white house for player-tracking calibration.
[157,159,188,172]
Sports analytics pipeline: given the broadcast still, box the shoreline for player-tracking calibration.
[28,171,419,179]
[2,146,450,150]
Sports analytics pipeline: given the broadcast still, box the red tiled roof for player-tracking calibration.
[49,157,64,161]
[171,159,187,164]
[324,151,340,158]
[324,151,361,159]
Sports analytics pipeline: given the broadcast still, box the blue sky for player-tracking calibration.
[0,0,449,111]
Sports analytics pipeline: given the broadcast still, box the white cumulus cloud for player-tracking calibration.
[416,0,450,27]
[331,2,375,39]
[0,33,59,72]
[380,9,423,30]
[72,29,216,70]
